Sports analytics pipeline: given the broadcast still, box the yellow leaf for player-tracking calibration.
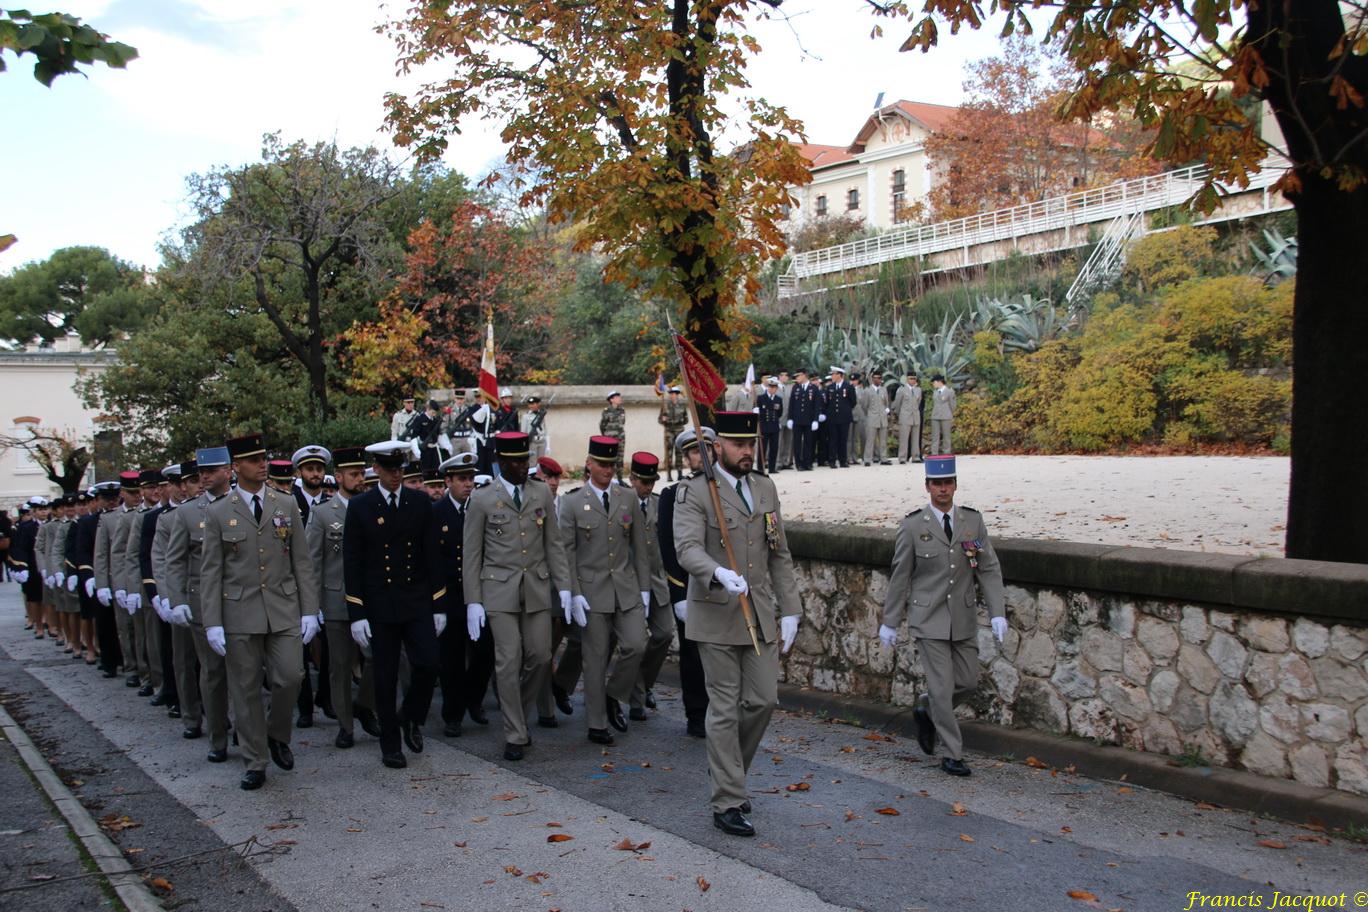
[547,833,574,843]
[697,875,711,892]
[1067,890,1098,901]
[959,834,975,842]
[875,807,900,816]
[949,802,968,817]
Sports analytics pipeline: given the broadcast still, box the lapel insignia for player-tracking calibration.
[377,516,385,525]
[919,532,932,541]
[329,522,342,531]
[198,521,205,529]
[583,503,591,511]
[229,519,238,527]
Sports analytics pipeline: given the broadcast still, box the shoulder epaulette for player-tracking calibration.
[960,505,980,513]
[616,479,630,488]
[564,485,582,495]
[905,507,923,517]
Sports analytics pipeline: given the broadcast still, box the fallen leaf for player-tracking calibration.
[959,834,975,843]
[839,746,856,753]
[1293,834,1329,844]
[492,792,521,801]
[1194,801,1219,810]
[1117,787,1132,795]
[98,814,141,832]
[697,875,711,892]
[949,802,968,817]
[345,827,364,833]
[862,732,894,742]
[29,873,56,882]
[1024,756,1050,769]
[1256,839,1287,849]
[547,834,574,843]
[525,872,549,884]
[471,816,489,823]
[453,841,468,848]
[1067,890,1098,901]
[419,904,444,909]
[786,782,811,792]
[504,865,523,876]
[1061,826,1072,833]
[265,822,298,831]
[844,810,859,822]
[273,839,297,846]
[875,807,900,816]
[546,822,562,828]
[125,847,144,855]
[149,877,174,892]
[613,838,651,852]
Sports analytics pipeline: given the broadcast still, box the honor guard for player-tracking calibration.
[432,451,494,736]
[757,378,784,472]
[305,446,379,749]
[463,432,572,761]
[520,396,549,462]
[200,433,321,790]
[95,471,142,686]
[626,453,672,720]
[391,395,418,440]
[658,386,688,481]
[136,466,176,710]
[153,462,202,730]
[880,455,1006,776]
[674,411,803,837]
[599,391,627,477]
[864,371,891,465]
[76,483,122,676]
[344,440,446,769]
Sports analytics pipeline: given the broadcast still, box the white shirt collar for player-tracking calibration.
[587,478,612,500]
[713,464,751,503]
[498,475,521,501]
[929,503,954,534]
[446,491,464,511]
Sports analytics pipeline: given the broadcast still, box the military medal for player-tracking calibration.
[229,519,238,527]
[961,539,982,569]
[763,511,779,551]
[534,507,545,528]
[377,516,385,525]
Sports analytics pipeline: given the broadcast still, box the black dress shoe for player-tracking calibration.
[552,684,573,715]
[644,690,657,710]
[503,742,525,761]
[125,674,141,687]
[941,757,971,777]
[167,704,181,719]
[588,728,615,745]
[240,770,265,790]
[296,713,313,729]
[335,729,354,749]
[913,696,936,756]
[182,725,203,740]
[382,752,407,769]
[137,684,155,697]
[536,715,559,729]
[686,719,707,739]
[267,737,294,771]
[606,698,628,733]
[628,707,648,722]
[400,720,424,753]
[713,808,755,837]
[740,800,752,814]
[150,690,172,707]
[316,697,336,720]
[443,722,463,737]
[102,669,118,678]
[467,706,489,726]
[207,748,228,763]
[356,707,381,738]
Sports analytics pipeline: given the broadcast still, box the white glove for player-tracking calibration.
[96,586,111,606]
[44,574,54,587]
[206,625,227,656]
[126,593,141,614]
[885,407,891,415]
[472,404,490,423]
[114,589,127,609]
[751,406,760,414]
[170,604,192,626]
[466,604,485,641]
[673,600,687,623]
[713,566,748,595]
[786,419,793,430]
[991,616,1008,643]
[433,612,447,637]
[154,599,171,623]
[316,610,325,626]
[410,439,422,460]
[640,591,651,613]
[67,575,78,592]
[570,595,590,627]
[810,420,818,431]
[55,571,65,586]
[12,569,28,583]
[879,624,898,648]
[780,615,799,654]
[301,614,319,645]
[560,589,573,623]
[351,619,371,649]
[818,413,827,422]
[85,577,96,598]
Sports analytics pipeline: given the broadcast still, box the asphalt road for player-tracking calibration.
[1,586,1362,912]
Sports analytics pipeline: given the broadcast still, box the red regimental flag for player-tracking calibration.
[673,333,725,406]
[478,318,499,405]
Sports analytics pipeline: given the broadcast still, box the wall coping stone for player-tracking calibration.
[787,521,1368,625]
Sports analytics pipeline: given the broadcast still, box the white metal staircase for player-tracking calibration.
[1064,209,1144,308]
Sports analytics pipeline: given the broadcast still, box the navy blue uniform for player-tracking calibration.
[74,510,119,671]
[757,390,783,471]
[826,380,857,467]
[787,383,820,471]
[431,493,494,728]
[657,482,708,727]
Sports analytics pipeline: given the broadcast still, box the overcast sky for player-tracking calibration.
[1,0,1006,271]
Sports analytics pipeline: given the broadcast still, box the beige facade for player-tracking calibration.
[0,338,112,506]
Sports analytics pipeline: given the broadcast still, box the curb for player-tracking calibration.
[769,681,1368,832]
[0,703,164,912]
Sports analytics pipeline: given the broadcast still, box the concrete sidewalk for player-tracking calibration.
[2,586,1363,911]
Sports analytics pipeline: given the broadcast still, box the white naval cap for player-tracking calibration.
[499,387,512,398]
[473,474,493,487]
[830,365,845,374]
[438,452,478,474]
[27,495,49,506]
[291,445,331,467]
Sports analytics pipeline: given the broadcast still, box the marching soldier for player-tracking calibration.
[121,468,162,698]
[520,396,549,462]
[879,455,1006,777]
[344,440,445,769]
[153,462,199,727]
[674,411,802,837]
[533,456,578,727]
[443,389,478,457]
[432,451,494,736]
[864,371,891,466]
[77,483,122,677]
[137,467,177,711]
[200,433,320,790]
[291,445,331,522]
[95,472,142,686]
[787,369,819,472]
[776,371,794,470]
[659,427,713,738]
[892,372,923,463]
[599,391,627,477]
[290,444,333,725]
[850,373,867,466]
[164,447,234,760]
[559,436,652,744]
[463,431,573,760]
[627,453,672,721]
[658,386,688,481]
[304,446,379,749]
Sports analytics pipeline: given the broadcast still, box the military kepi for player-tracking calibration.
[630,452,659,480]
[225,433,266,460]
[268,459,295,480]
[331,446,367,469]
[925,454,956,479]
[493,431,530,459]
[119,470,141,490]
[196,446,230,467]
[714,410,758,438]
[587,435,619,463]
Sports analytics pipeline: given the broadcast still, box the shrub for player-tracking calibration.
[1165,366,1291,445]
[1052,360,1158,451]
[1122,225,1220,294]
[1157,274,1293,368]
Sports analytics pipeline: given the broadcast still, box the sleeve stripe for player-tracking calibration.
[345,595,363,606]
[432,586,447,601]
[666,573,685,587]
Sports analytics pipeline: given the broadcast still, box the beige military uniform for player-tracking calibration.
[559,480,652,731]
[305,494,374,734]
[123,503,161,689]
[930,385,956,454]
[630,489,673,711]
[519,410,549,462]
[35,520,57,611]
[94,506,137,676]
[864,383,890,465]
[891,383,923,462]
[200,486,320,772]
[154,500,199,730]
[674,468,801,813]
[163,492,231,751]
[882,504,1005,759]
[851,383,868,464]
[463,478,570,746]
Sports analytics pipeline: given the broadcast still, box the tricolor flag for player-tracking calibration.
[741,362,755,395]
[478,317,499,405]
[654,371,667,397]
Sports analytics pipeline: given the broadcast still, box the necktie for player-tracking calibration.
[388,492,397,510]
[513,486,522,510]
[601,491,609,513]
[943,512,953,541]
[735,479,750,513]
[252,494,262,522]
[640,499,647,516]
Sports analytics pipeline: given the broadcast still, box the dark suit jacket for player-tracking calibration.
[430,494,466,602]
[658,481,688,605]
[788,383,819,425]
[757,392,783,433]
[828,381,857,424]
[74,511,101,585]
[9,518,38,570]
[343,485,446,625]
[139,506,166,597]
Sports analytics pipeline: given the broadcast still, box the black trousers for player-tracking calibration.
[94,599,122,673]
[831,422,851,467]
[675,617,709,723]
[762,431,779,471]
[793,426,815,470]
[437,617,494,724]
[158,616,177,701]
[371,615,439,754]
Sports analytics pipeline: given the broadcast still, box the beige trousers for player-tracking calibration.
[697,638,779,813]
[224,630,302,772]
[487,609,552,747]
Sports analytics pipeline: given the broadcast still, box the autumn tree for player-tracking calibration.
[381,0,810,370]
[881,0,1368,563]
[924,35,1155,218]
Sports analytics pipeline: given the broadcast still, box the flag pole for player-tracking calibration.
[667,315,761,655]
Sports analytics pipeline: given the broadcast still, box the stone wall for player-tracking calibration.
[780,522,1368,796]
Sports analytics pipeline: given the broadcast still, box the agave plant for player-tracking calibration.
[1251,227,1297,281]
[995,294,1064,353]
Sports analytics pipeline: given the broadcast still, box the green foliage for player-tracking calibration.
[550,258,663,385]
[1055,360,1158,451]
[291,413,391,451]
[1249,227,1298,281]
[1122,225,1221,293]
[0,9,136,85]
[0,246,155,345]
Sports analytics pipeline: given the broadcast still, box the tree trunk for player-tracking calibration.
[1284,178,1368,563]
